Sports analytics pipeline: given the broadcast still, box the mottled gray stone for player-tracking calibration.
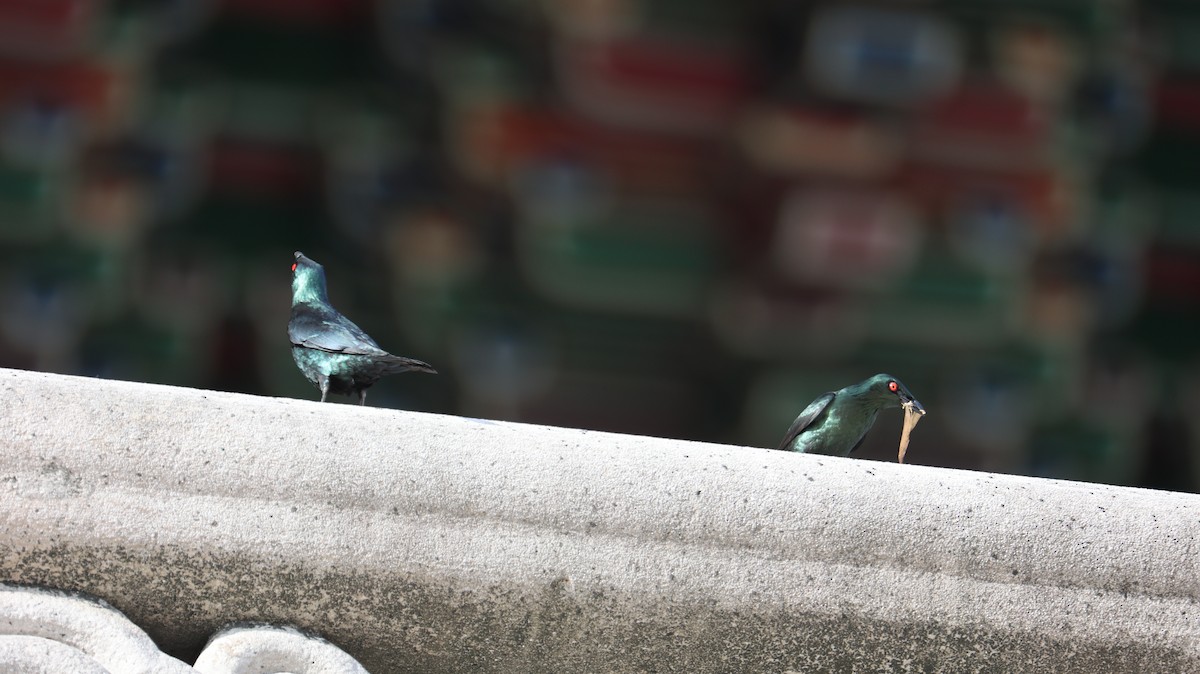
[1,367,1198,673]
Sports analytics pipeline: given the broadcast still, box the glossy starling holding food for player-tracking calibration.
[777,374,926,461]
[289,251,436,405]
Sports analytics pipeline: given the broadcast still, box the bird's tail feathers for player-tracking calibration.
[382,354,438,375]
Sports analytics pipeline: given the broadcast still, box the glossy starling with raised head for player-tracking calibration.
[289,251,436,405]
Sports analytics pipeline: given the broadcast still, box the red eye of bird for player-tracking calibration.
[291,263,297,272]
[888,381,898,392]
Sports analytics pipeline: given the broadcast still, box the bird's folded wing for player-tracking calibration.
[288,310,388,356]
[777,392,835,450]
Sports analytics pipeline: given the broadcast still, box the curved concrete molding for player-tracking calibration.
[0,585,193,673]
[194,625,369,673]
[0,635,112,674]
[1,367,1199,672]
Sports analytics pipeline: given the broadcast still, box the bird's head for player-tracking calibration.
[291,251,329,305]
[862,373,925,414]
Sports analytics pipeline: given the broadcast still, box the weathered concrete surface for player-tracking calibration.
[0,366,1198,673]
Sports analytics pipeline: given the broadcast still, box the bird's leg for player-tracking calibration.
[318,375,330,403]
[358,389,367,406]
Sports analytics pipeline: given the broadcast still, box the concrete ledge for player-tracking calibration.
[1,367,1198,672]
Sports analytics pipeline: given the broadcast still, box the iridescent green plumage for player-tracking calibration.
[778,374,924,456]
[288,251,436,405]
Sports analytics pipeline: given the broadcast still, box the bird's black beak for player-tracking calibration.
[902,395,926,416]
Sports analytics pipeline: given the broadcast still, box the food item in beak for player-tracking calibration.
[897,401,925,463]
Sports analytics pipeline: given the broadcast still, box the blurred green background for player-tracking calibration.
[0,0,1197,491]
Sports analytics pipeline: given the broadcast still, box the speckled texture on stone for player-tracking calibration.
[0,367,1198,673]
